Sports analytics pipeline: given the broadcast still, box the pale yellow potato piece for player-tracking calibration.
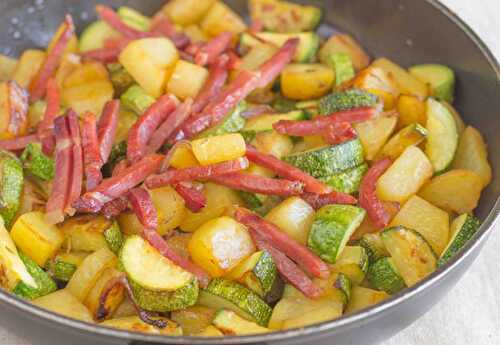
[319,34,370,71]
[162,0,216,26]
[101,316,182,335]
[32,289,93,322]
[200,2,247,38]
[354,116,398,160]
[62,80,114,116]
[12,50,46,88]
[191,133,246,165]
[345,287,389,314]
[167,60,208,100]
[84,268,125,321]
[396,95,427,129]
[348,66,400,110]
[0,54,18,82]
[60,215,111,252]
[281,64,335,101]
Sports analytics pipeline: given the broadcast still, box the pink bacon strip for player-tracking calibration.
[37,79,59,154]
[174,183,207,213]
[245,145,331,195]
[30,15,75,102]
[301,191,357,210]
[65,111,83,216]
[145,157,249,189]
[192,56,230,114]
[127,188,210,286]
[80,48,121,64]
[322,122,357,145]
[0,134,38,151]
[150,14,191,49]
[97,100,120,163]
[6,80,29,138]
[73,154,164,213]
[96,5,148,39]
[235,207,330,279]
[195,32,233,66]
[101,160,129,219]
[81,112,103,191]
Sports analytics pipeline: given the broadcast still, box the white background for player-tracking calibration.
[1,0,499,344]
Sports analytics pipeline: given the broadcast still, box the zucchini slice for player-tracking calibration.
[78,21,120,53]
[345,286,388,314]
[381,227,437,287]
[198,278,272,326]
[318,89,379,115]
[308,205,366,264]
[13,252,56,300]
[367,257,406,294]
[409,64,455,102]
[49,251,88,282]
[117,7,152,32]
[425,98,459,174]
[331,246,369,285]
[0,150,24,228]
[284,138,365,178]
[213,310,271,335]
[319,163,368,194]
[20,143,55,181]
[439,214,480,266]
[359,232,389,264]
[108,63,135,97]
[171,306,216,335]
[199,101,247,137]
[327,53,355,86]
[243,110,306,132]
[334,273,353,305]
[120,85,156,115]
[103,221,124,255]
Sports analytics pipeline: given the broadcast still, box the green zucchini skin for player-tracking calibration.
[327,53,355,86]
[318,89,379,115]
[0,150,24,228]
[199,101,247,137]
[320,163,368,194]
[438,214,480,266]
[78,21,119,53]
[103,221,124,255]
[244,251,284,305]
[20,143,55,181]
[51,260,77,282]
[367,257,406,294]
[117,6,151,32]
[334,273,352,305]
[409,64,455,102]
[243,110,306,132]
[198,278,272,326]
[129,278,199,313]
[13,252,57,300]
[308,205,366,263]
[284,138,364,178]
[333,246,369,285]
[120,85,156,115]
[108,63,135,97]
[359,232,389,264]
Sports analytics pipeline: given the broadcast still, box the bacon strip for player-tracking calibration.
[145,157,249,189]
[226,51,242,70]
[80,48,121,64]
[127,188,210,286]
[273,107,377,136]
[0,134,38,151]
[73,154,163,213]
[97,100,120,163]
[234,207,330,279]
[174,183,207,213]
[210,172,304,197]
[322,122,357,145]
[37,79,59,154]
[101,160,129,219]
[192,57,230,114]
[96,5,148,39]
[359,158,393,228]
[250,229,321,298]
[150,14,191,49]
[301,191,358,210]
[127,95,178,163]
[6,80,29,138]
[66,111,83,216]
[30,15,75,102]
[81,112,103,191]
[245,145,331,195]
[195,32,233,66]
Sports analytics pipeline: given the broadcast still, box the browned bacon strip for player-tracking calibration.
[0,134,38,151]
[301,191,357,210]
[101,160,129,219]
[97,100,120,163]
[38,79,59,154]
[195,32,232,66]
[322,122,357,145]
[150,14,191,49]
[174,182,207,213]
[66,111,83,216]
[96,5,148,39]
[81,112,103,191]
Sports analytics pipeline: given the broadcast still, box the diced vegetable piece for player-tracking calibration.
[84,268,125,320]
[167,60,209,100]
[214,309,271,335]
[376,146,433,203]
[108,63,135,97]
[197,325,224,336]
[308,205,366,264]
[188,217,255,277]
[10,212,64,267]
[21,143,55,181]
[348,66,399,110]
[119,38,179,98]
[442,101,465,135]
[0,54,17,82]
[27,101,47,131]
[191,133,246,165]
[331,246,369,284]
[284,138,364,178]
[243,110,306,132]
[169,145,200,169]
[161,0,216,26]
[439,214,480,266]
[419,170,483,214]
[281,64,335,101]
[372,58,429,99]
[345,286,388,314]
[425,98,459,173]
[319,163,368,194]
[32,289,93,322]
[0,81,29,141]
[381,226,437,286]
[354,116,397,160]
[103,222,124,255]
[319,34,370,71]
[117,6,151,31]
[198,278,272,326]
[376,123,427,160]
[0,151,24,227]
[359,232,389,264]
[171,306,216,335]
[318,89,379,116]
[452,126,492,187]
[66,247,117,302]
[101,316,182,335]
[199,101,247,137]
[61,215,112,252]
[240,32,320,63]
[397,95,427,130]
[327,53,356,86]
[265,197,315,245]
[180,183,242,232]
[390,196,449,255]
[49,251,88,282]
[12,50,46,88]
[367,257,406,294]
[200,2,247,38]
[120,85,155,115]
[409,64,455,102]
[78,21,120,52]
[13,252,57,300]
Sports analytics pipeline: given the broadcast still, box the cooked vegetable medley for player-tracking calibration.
[0,0,492,337]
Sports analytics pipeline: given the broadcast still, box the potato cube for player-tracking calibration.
[84,268,125,320]
[32,289,93,322]
[397,95,427,129]
[191,133,246,165]
[200,2,247,38]
[162,0,216,26]
[12,50,46,88]
[166,60,209,100]
[354,116,397,160]
[281,64,335,101]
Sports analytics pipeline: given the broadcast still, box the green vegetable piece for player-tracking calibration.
[213,310,270,335]
[409,64,455,102]
[272,97,297,113]
[108,63,135,97]
[332,246,369,285]
[367,257,406,294]
[13,252,57,300]
[199,101,247,137]
[438,214,480,266]
[318,89,379,115]
[0,150,24,228]
[328,53,355,86]
[78,21,120,53]
[359,232,389,264]
[52,260,77,282]
[320,163,368,194]
[121,85,156,115]
[239,130,258,144]
[334,273,352,305]
[241,251,283,305]
[103,221,124,255]
[21,143,55,181]
[117,6,152,32]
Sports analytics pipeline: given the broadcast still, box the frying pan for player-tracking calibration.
[0,1,498,345]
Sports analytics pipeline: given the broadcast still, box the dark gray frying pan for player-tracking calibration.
[0,1,498,345]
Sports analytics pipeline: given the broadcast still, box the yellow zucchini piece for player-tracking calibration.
[348,66,399,110]
[372,58,429,99]
[166,60,209,100]
[345,286,388,314]
[12,50,46,88]
[396,95,427,129]
[84,268,125,321]
[119,38,179,98]
[0,54,18,82]
[265,197,315,245]
[376,123,427,160]
[200,2,247,38]
[188,217,255,277]
[354,116,398,160]
[451,126,492,188]
[60,215,112,252]
[66,247,117,302]
[101,316,182,335]
[171,306,216,335]
[10,212,64,267]
[32,289,93,322]
[390,195,449,255]
[191,133,246,165]
[418,170,483,214]
[376,146,433,203]
[319,34,370,71]
[161,0,216,26]
[281,64,335,101]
